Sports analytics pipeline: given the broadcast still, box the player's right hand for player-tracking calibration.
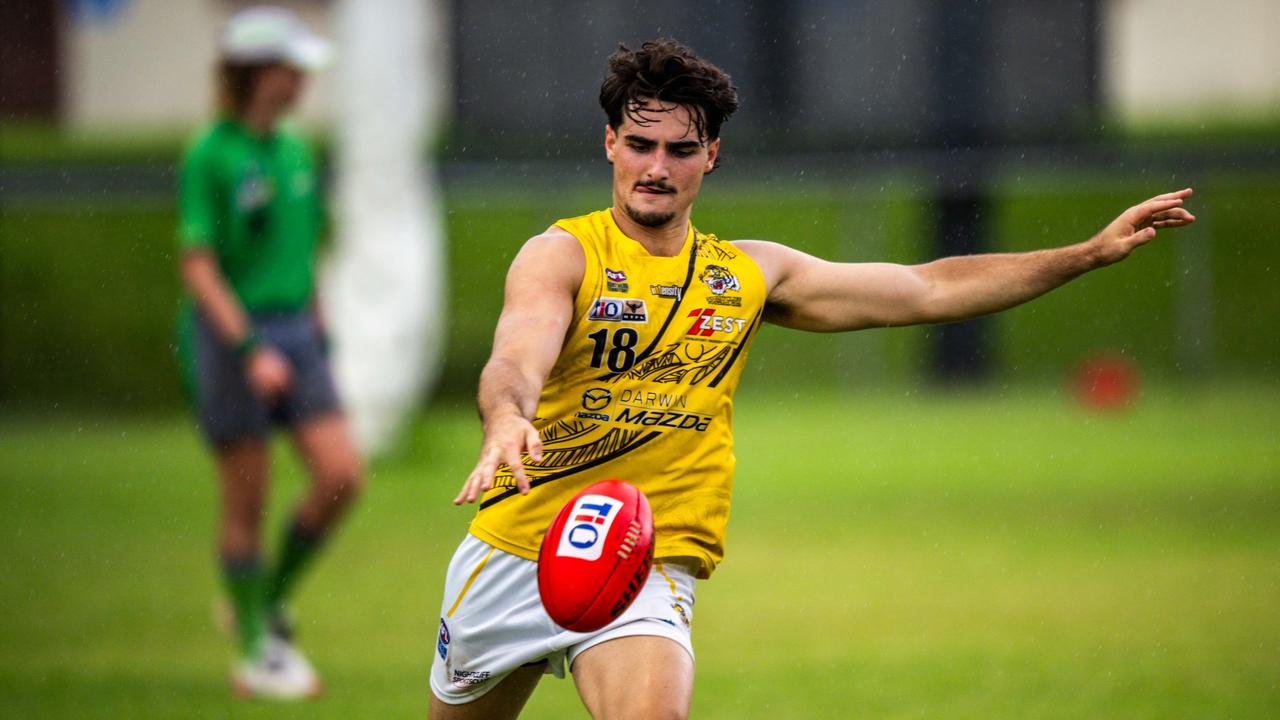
[244,345,293,401]
[455,412,544,505]
[1090,188,1195,266]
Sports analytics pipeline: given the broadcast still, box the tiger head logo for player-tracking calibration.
[699,265,740,296]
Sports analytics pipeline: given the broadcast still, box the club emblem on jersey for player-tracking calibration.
[605,268,629,292]
[555,495,622,561]
[588,297,648,323]
[699,265,740,296]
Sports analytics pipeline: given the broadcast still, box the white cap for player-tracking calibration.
[219,6,332,71]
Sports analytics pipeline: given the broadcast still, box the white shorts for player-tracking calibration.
[429,533,696,705]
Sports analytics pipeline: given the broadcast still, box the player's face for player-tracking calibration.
[605,99,720,229]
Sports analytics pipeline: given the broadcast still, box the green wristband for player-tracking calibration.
[233,331,260,360]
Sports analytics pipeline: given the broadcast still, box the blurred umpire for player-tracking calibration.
[175,5,362,700]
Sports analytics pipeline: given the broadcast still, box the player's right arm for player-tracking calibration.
[454,228,585,505]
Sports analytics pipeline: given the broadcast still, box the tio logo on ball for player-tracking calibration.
[555,495,620,561]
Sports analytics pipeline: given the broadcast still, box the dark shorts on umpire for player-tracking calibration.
[192,310,340,446]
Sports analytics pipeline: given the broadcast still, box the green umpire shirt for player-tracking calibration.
[178,118,323,313]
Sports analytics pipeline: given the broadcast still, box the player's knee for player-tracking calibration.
[317,466,364,507]
[231,511,266,536]
[225,496,267,529]
[646,705,687,720]
[590,685,688,720]
[606,700,687,720]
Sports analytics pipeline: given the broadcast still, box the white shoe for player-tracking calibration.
[231,637,322,700]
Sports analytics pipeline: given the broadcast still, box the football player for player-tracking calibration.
[430,39,1194,719]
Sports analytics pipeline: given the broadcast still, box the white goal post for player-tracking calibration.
[324,0,449,453]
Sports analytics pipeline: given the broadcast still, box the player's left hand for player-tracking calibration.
[1091,187,1196,266]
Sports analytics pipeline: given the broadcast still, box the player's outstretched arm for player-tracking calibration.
[454,229,585,505]
[738,188,1195,332]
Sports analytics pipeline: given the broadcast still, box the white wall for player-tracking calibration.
[64,0,333,129]
[1104,0,1280,122]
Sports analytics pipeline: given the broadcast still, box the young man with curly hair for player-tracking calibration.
[428,39,1194,719]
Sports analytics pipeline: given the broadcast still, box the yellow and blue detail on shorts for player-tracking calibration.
[469,209,767,579]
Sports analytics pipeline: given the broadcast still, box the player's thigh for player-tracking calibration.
[428,661,544,720]
[572,635,694,720]
[288,412,363,492]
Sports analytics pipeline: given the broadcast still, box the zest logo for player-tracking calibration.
[686,308,747,337]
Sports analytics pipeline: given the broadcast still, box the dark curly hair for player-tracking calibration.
[599,39,739,146]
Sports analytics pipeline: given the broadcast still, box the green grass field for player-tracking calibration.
[1,383,1277,719]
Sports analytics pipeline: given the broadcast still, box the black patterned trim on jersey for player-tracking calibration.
[622,340,733,385]
[708,308,763,388]
[478,430,663,509]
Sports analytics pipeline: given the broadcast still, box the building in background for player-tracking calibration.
[3,0,1276,136]
[2,0,333,127]
[1104,0,1280,123]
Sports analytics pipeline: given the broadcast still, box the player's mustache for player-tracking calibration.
[635,180,675,193]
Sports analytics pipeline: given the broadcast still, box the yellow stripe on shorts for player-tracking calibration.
[447,546,496,618]
[655,561,687,602]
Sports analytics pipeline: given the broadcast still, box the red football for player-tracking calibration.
[537,479,654,633]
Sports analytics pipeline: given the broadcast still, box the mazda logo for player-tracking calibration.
[581,388,612,411]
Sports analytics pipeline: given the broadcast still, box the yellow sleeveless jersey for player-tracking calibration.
[469,209,766,578]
